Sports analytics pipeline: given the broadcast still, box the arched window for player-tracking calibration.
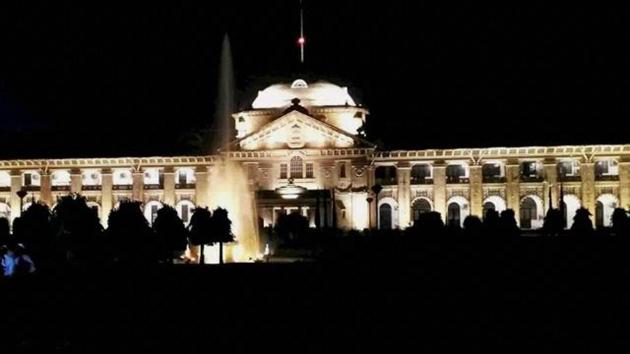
[290,156,304,179]
[447,203,461,227]
[379,204,392,230]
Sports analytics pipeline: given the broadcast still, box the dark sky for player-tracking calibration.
[0,2,628,158]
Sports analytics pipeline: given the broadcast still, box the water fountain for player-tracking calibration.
[204,34,260,262]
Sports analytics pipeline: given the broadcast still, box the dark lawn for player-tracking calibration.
[2,238,630,351]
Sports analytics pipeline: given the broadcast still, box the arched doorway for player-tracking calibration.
[596,194,618,228]
[379,203,393,230]
[447,196,469,228]
[447,203,461,227]
[519,195,544,229]
[411,198,432,222]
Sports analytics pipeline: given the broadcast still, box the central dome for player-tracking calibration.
[251,79,357,109]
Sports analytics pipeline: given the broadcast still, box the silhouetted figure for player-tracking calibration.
[463,215,483,238]
[499,209,520,238]
[52,195,103,264]
[571,208,594,237]
[188,207,213,264]
[153,205,188,263]
[543,208,564,236]
[612,208,629,237]
[107,200,156,264]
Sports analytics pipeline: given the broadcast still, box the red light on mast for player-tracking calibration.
[298,37,305,45]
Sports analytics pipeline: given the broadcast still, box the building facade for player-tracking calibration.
[1,79,629,231]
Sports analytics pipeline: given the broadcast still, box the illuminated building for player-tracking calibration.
[0,79,629,231]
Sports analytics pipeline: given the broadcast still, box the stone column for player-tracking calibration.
[543,159,558,210]
[132,171,144,202]
[195,166,210,208]
[506,161,521,219]
[163,166,176,206]
[469,165,483,218]
[619,161,630,210]
[580,162,596,213]
[432,162,447,222]
[10,170,22,220]
[101,169,113,227]
[397,163,412,228]
[70,168,82,194]
[40,171,52,206]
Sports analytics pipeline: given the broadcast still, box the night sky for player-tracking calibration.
[0,2,628,159]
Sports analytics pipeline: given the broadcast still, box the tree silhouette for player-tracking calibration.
[107,200,156,264]
[463,215,483,238]
[52,194,103,264]
[499,209,520,238]
[153,204,188,263]
[543,208,564,236]
[612,208,629,237]
[571,208,594,237]
[188,207,213,264]
[209,207,235,264]
[0,217,9,247]
[13,203,54,268]
[483,209,500,238]
[410,211,445,239]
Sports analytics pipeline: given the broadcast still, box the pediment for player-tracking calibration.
[235,110,372,151]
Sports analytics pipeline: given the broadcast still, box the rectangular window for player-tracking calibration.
[24,173,32,186]
[305,163,314,178]
[179,171,187,185]
[280,164,288,179]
